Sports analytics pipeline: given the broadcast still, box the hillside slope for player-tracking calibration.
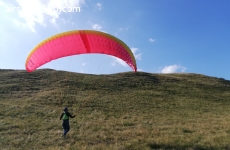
[1,69,230,150]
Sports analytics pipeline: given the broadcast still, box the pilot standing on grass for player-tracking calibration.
[60,107,75,137]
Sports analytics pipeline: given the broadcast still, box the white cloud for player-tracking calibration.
[137,68,143,72]
[92,23,102,30]
[118,27,129,31]
[111,47,142,68]
[160,64,187,74]
[0,1,9,8]
[82,63,86,67]
[115,58,127,67]
[111,56,128,68]
[131,47,142,60]
[96,3,102,10]
[11,0,85,32]
[111,62,116,66]
[149,38,155,43]
[80,70,84,73]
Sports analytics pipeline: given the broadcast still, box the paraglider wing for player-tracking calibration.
[25,30,137,72]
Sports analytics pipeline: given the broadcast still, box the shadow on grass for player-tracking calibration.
[147,143,216,150]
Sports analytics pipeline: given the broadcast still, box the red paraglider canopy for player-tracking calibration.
[25,30,137,72]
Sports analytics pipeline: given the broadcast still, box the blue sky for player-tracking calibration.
[0,0,230,79]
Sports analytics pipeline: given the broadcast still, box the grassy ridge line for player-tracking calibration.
[1,69,230,149]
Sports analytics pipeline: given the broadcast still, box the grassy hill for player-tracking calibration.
[1,69,230,150]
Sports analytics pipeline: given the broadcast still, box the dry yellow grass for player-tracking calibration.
[1,69,230,149]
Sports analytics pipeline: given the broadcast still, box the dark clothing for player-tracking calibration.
[60,111,75,136]
[62,120,70,135]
